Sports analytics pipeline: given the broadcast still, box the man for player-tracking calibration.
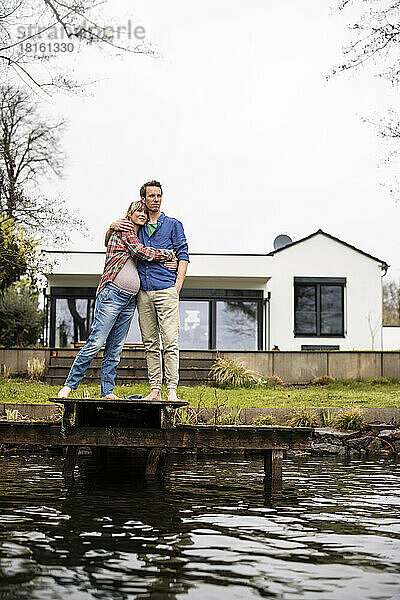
[113,180,189,401]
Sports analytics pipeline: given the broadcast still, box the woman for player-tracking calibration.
[57,200,175,399]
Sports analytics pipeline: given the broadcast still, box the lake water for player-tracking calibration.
[0,452,400,600]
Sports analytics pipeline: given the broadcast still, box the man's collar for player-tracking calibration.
[148,212,164,225]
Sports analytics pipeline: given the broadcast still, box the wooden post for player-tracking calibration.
[62,446,79,479]
[145,448,165,478]
[264,449,283,483]
[61,402,75,433]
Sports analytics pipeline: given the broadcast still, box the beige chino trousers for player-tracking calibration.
[137,286,180,390]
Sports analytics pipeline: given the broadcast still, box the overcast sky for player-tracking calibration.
[41,0,400,279]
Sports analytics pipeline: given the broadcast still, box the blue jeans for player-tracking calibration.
[64,284,136,396]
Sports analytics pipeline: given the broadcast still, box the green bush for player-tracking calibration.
[334,407,365,430]
[263,375,285,387]
[313,375,335,385]
[320,408,336,427]
[253,414,276,426]
[0,282,43,347]
[218,407,244,425]
[287,408,318,427]
[209,356,260,388]
[367,377,391,385]
[27,358,46,381]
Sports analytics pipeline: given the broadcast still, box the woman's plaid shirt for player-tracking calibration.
[97,224,175,296]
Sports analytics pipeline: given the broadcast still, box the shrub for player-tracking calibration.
[0,363,10,379]
[218,407,244,425]
[367,377,391,385]
[334,407,365,430]
[320,408,336,427]
[0,282,43,347]
[264,375,285,386]
[287,408,318,427]
[27,358,45,381]
[5,408,20,421]
[253,414,276,426]
[313,375,335,385]
[209,356,260,388]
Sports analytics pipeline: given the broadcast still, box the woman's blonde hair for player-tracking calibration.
[105,200,148,246]
[126,200,147,218]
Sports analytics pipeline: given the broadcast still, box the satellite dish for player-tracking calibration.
[273,234,293,251]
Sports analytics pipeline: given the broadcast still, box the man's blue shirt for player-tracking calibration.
[138,212,189,291]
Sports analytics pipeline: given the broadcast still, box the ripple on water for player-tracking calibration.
[0,454,399,600]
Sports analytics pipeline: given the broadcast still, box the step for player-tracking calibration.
[49,349,218,360]
[46,376,211,386]
[46,369,208,382]
[48,364,211,372]
[49,356,214,368]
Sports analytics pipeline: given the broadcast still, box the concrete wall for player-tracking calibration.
[1,348,399,383]
[383,326,400,351]
[0,348,50,375]
[223,351,400,383]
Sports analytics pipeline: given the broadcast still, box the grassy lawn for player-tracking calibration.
[1,378,400,408]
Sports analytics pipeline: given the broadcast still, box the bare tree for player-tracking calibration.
[383,279,400,324]
[332,1,400,200]
[0,0,153,91]
[0,84,83,246]
[332,1,400,84]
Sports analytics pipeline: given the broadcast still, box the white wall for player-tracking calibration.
[46,251,272,279]
[268,234,384,351]
[45,251,271,293]
[383,326,400,351]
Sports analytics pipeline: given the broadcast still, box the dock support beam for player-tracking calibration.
[62,446,79,479]
[263,449,283,484]
[145,448,166,478]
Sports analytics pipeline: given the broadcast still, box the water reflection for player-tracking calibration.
[0,453,399,599]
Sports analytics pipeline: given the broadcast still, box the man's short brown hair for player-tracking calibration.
[140,180,163,199]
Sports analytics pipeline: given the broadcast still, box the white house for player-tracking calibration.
[44,229,391,351]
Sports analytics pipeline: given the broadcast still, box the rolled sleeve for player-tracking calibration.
[172,220,190,262]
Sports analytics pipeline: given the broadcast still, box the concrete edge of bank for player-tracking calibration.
[1,403,400,426]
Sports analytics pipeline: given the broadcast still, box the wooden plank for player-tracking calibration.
[0,423,313,449]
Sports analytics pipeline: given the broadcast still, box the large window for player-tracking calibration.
[48,287,264,350]
[49,287,97,347]
[180,289,263,350]
[180,301,209,350]
[54,298,95,347]
[294,278,345,337]
[125,312,142,345]
[216,301,258,350]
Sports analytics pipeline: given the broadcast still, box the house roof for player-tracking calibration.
[43,229,389,272]
[267,229,389,271]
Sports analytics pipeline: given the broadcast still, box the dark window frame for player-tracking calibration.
[48,287,264,350]
[180,290,263,350]
[49,287,97,347]
[301,345,340,351]
[294,277,346,338]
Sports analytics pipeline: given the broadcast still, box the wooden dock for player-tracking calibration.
[0,398,314,486]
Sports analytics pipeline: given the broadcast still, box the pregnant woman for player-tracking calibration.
[57,200,175,400]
